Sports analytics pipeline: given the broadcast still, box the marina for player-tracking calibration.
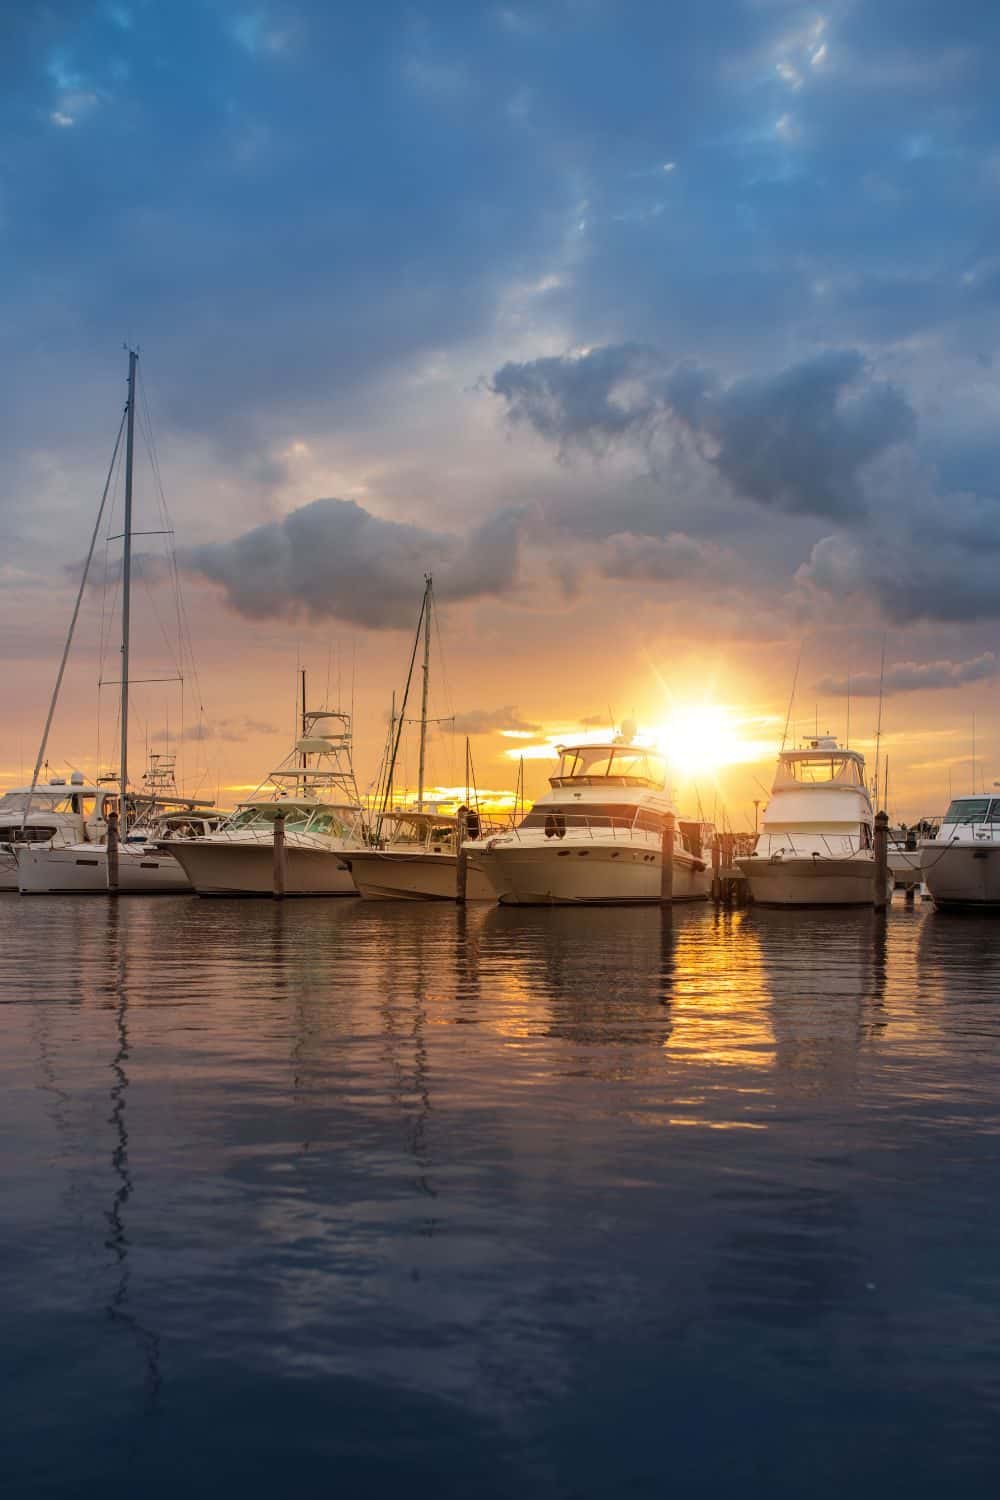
[6,2,1000,1492]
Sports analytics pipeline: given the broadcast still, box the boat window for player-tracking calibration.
[519,803,665,834]
[785,756,861,784]
[556,747,665,785]
[944,798,991,824]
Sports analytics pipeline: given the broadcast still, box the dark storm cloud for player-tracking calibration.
[818,655,997,697]
[600,531,732,583]
[179,498,523,629]
[492,346,915,520]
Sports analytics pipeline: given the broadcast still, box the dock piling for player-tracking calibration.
[106,808,119,892]
[711,837,721,902]
[273,812,286,899]
[456,809,468,905]
[874,810,889,910]
[660,813,675,903]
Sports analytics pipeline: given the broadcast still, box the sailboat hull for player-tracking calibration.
[160,837,358,896]
[348,849,495,901]
[16,843,190,894]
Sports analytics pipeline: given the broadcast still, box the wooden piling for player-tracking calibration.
[873,810,889,910]
[106,808,119,892]
[273,812,286,899]
[711,836,721,902]
[456,809,468,905]
[722,832,734,906]
[660,813,675,903]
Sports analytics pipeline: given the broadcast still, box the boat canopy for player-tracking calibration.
[551,744,667,789]
[773,744,865,789]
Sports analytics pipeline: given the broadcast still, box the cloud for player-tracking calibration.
[156,716,278,743]
[491,345,915,520]
[817,654,997,697]
[798,479,1000,622]
[600,530,734,583]
[179,497,523,629]
[451,706,541,735]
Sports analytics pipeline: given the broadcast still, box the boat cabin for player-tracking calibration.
[549,743,667,791]
[226,799,361,838]
[373,810,462,852]
[0,774,113,845]
[772,738,866,791]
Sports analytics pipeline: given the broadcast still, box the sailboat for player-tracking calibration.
[16,349,216,895]
[347,576,495,901]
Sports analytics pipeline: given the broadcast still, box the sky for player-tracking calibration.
[3,0,1000,825]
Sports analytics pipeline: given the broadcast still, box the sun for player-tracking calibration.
[649,705,755,780]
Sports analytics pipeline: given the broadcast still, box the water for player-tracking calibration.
[2,894,999,1497]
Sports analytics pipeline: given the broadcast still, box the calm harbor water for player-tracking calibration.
[3,893,999,1497]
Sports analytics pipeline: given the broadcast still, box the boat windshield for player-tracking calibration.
[303,808,355,837]
[229,803,312,832]
[943,797,1000,824]
[779,755,863,786]
[555,746,666,787]
[0,791,77,814]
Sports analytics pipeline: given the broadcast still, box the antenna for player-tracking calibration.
[972,712,977,796]
[846,670,851,749]
[780,642,803,751]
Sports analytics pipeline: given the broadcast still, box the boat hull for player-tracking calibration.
[16,843,190,894]
[922,845,1000,908]
[737,855,885,906]
[160,837,357,896]
[0,849,17,891]
[473,839,710,906]
[348,850,495,901]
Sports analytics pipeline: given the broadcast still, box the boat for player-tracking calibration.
[157,703,365,896]
[347,810,495,900]
[349,576,495,902]
[15,351,216,895]
[16,758,223,895]
[736,736,890,906]
[918,794,1000,908]
[0,774,117,890]
[470,729,713,905]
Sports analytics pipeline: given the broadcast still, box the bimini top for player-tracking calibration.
[772,738,866,791]
[550,743,667,790]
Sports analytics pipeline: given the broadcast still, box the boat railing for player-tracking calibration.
[500,808,664,844]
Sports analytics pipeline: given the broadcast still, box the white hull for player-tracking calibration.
[888,846,923,889]
[348,850,495,901]
[0,850,17,891]
[737,855,886,907]
[473,838,710,906]
[923,845,1000,908]
[161,836,357,896]
[16,843,190,894]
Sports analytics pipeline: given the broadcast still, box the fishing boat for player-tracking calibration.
[918,794,1000,908]
[157,701,365,896]
[736,736,890,906]
[470,728,713,905]
[15,351,215,895]
[348,576,495,902]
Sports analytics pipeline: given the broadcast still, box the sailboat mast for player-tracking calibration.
[300,668,307,771]
[119,348,138,825]
[417,574,432,812]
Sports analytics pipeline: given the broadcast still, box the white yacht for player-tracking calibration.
[470,733,713,905]
[919,795,1000,908]
[15,759,222,895]
[0,774,115,890]
[736,736,889,906]
[158,709,365,896]
[348,810,495,901]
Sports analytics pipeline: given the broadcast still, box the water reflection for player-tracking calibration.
[4,895,1000,1497]
[101,901,162,1405]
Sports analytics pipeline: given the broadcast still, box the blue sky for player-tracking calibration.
[3,1,1000,814]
